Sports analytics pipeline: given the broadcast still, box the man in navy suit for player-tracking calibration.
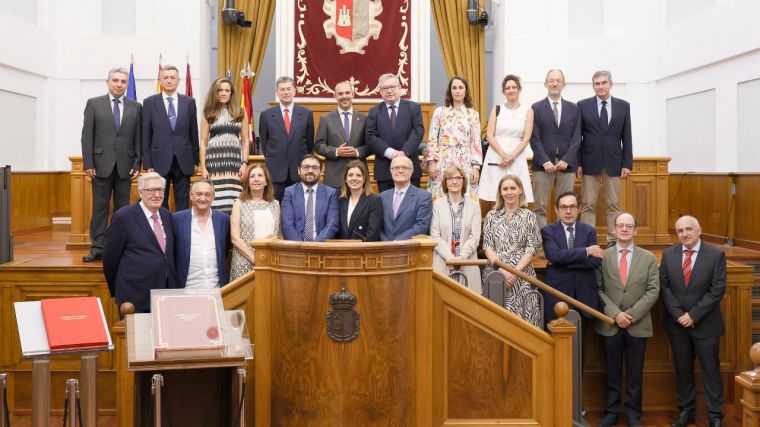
[103,172,176,313]
[379,156,432,241]
[541,191,604,325]
[530,69,582,230]
[577,70,633,246]
[259,76,315,202]
[142,65,199,211]
[366,73,425,192]
[660,216,725,427]
[172,180,231,288]
[281,154,339,241]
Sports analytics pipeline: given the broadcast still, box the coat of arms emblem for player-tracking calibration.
[323,0,383,54]
[326,287,360,343]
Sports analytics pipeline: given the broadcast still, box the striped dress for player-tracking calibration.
[207,108,243,214]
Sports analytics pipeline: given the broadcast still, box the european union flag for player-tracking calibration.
[126,62,137,101]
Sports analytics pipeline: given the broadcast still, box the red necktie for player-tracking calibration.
[618,248,628,286]
[682,249,694,285]
[284,108,291,135]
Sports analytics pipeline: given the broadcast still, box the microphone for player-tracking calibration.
[352,226,367,242]
[316,218,334,242]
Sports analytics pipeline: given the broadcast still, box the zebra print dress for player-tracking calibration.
[207,108,243,214]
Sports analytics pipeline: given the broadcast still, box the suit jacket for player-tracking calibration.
[141,93,199,176]
[259,104,315,183]
[314,109,368,188]
[366,100,425,181]
[379,185,432,241]
[338,194,383,241]
[659,241,726,339]
[281,183,339,241]
[103,202,176,312]
[430,197,482,293]
[529,98,582,172]
[172,208,231,288]
[81,94,142,178]
[577,96,633,176]
[596,245,660,338]
[542,221,603,318]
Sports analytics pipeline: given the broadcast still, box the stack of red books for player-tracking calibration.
[153,293,225,359]
[41,297,110,352]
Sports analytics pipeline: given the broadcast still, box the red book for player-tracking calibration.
[41,297,109,351]
[153,294,224,359]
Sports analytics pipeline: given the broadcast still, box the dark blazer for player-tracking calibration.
[141,93,199,176]
[259,104,315,183]
[541,221,603,319]
[529,98,582,172]
[81,94,142,178]
[338,194,383,241]
[366,100,425,182]
[379,185,432,241]
[577,96,633,176]
[103,202,176,312]
[659,241,726,339]
[281,183,339,241]
[314,109,368,188]
[172,209,231,288]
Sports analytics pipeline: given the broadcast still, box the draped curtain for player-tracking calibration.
[217,0,276,95]
[430,0,487,133]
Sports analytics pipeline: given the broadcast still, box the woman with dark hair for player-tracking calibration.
[424,76,482,201]
[230,163,280,280]
[200,77,250,214]
[430,166,482,293]
[337,160,382,241]
[483,174,541,327]
[479,74,534,211]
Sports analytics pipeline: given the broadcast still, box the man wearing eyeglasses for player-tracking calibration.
[103,172,177,313]
[172,180,231,289]
[281,154,339,242]
[595,213,659,427]
[379,156,432,241]
[366,73,425,192]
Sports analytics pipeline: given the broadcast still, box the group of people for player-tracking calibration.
[85,65,724,427]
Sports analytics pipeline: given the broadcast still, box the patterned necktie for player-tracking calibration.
[303,188,315,241]
[167,97,177,131]
[343,112,350,141]
[567,225,575,249]
[392,190,404,219]
[151,213,166,253]
[618,248,628,286]
[389,105,397,129]
[600,100,609,133]
[284,108,291,135]
[682,249,694,285]
[113,98,121,130]
[552,101,559,126]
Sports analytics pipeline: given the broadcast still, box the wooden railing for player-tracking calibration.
[736,343,760,426]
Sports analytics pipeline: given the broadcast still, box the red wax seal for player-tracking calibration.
[206,326,219,340]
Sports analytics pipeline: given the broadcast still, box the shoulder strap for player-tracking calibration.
[496,105,501,117]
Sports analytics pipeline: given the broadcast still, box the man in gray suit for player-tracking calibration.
[595,212,659,427]
[81,67,142,262]
[314,81,367,189]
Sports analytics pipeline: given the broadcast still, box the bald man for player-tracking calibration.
[379,156,432,241]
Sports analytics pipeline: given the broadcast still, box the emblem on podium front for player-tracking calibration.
[327,287,360,342]
[323,0,383,54]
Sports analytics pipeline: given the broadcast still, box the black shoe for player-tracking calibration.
[628,418,643,427]
[709,420,722,427]
[82,252,102,262]
[671,410,695,427]
[597,413,617,427]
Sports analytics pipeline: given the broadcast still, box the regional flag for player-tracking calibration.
[185,56,193,97]
[155,53,163,93]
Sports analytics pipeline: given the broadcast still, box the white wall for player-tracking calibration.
[0,0,213,171]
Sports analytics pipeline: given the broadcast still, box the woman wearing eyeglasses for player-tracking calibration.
[430,166,482,293]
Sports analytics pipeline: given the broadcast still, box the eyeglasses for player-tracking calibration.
[445,176,464,181]
[300,165,321,171]
[615,224,636,230]
[390,166,412,171]
[558,204,578,211]
[142,187,165,194]
[380,85,398,91]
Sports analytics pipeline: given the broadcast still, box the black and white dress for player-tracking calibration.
[207,108,243,214]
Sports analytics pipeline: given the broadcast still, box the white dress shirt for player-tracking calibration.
[547,96,562,124]
[185,210,219,289]
[681,240,701,266]
[139,201,165,241]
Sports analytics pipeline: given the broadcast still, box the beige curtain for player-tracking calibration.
[431,0,487,134]
[217,0,276,95]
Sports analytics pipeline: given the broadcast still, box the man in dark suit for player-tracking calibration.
[281,154,339,241]
[314,81,368,189]
[259,76,315,202]
[379,156,432,241]
[172,180,230,288]
[595,213,659,427]
[141,65,199,211]
[366,73,425,192]
[541,191,604,325]
[81,67,142,262]
[530,69,582,230]
[660,215,726,427]
[103,172,176,313]
[577,70,633,246]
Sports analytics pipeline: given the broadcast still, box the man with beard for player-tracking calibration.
[281,154,339,241]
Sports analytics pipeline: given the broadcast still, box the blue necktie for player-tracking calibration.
[167,97,177,131]
[303,188,315,241]
[113,98,121,130]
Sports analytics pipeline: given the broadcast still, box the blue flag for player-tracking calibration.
[126,62,137,101]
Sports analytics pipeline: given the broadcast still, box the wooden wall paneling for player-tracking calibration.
[734,174,760,247]
[668,174,733,238]
[10,172,70,233]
